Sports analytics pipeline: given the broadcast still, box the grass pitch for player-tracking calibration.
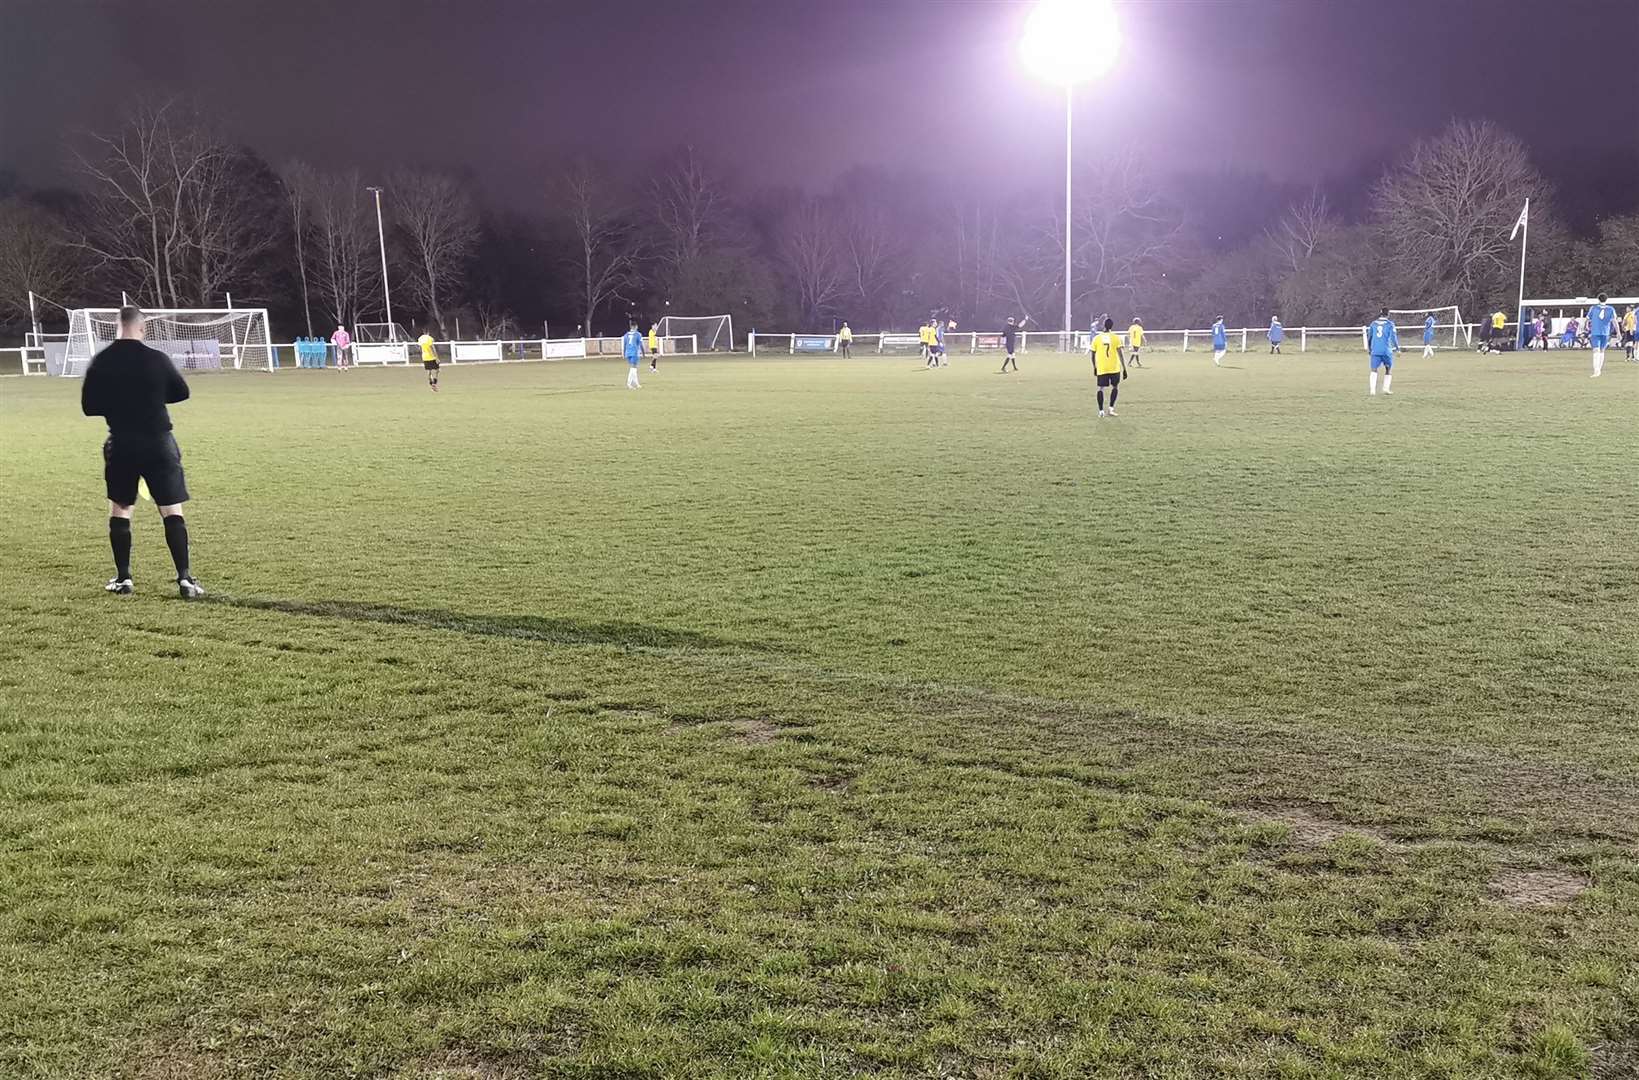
[1,348,1635,1079]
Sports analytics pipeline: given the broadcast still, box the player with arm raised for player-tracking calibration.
[1000,316,1021,373]
[81,307,205,599]
[1586,293,1617,378]
[1367,307,1400,396]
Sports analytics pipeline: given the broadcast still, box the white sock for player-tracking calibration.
[1423,345,1433,358]
[1383,373,1392,393]
[1593,350,1604,376]
[1369,372,1378,394]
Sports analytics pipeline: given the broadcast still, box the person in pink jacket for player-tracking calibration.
[330,324,352,370]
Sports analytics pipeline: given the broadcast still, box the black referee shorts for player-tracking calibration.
[104,432,189,506]
[1096,371,1121,387]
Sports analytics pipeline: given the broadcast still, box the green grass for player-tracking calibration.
[1,349,1635,1079]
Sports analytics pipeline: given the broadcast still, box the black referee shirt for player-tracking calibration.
[81,340,190,438]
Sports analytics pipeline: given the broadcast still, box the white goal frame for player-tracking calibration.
[1389,306,1469,348]
[659,314,733,352]
[61,307,274,376]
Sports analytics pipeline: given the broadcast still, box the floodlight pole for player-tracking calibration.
[1063,83,1073,347]
[366,186,394,337]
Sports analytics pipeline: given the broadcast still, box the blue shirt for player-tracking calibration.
[1211,321,1227,349]
[1587,304,1616,337]
[622,329,643,363]
[1268,321,1283,343]
[1423,316,1436,343]
[1368,318,1400,357]
[935,323,945,345]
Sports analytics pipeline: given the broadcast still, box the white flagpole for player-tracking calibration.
[1515,198,1529,344]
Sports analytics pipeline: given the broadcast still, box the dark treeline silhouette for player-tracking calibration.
[3,104,1636,345]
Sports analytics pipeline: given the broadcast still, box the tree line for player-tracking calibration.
[2,105,1636,346]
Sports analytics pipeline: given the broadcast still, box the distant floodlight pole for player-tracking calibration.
[1021,0,1121,346]
[365,186,394,337]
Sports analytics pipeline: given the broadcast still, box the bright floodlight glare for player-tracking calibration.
[1020,0,1121,85]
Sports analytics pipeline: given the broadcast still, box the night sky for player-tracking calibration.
[3,0,1636,217]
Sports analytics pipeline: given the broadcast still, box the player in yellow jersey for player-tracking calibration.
[920,320,936,368]
[417,330,439,392]
[648,322,660,371]
[1090,316,1127,417]
[1126,317,1145,367]
[1623,306,1637,362]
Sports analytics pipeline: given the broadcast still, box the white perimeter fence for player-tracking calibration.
[10,319,1620,375]
[748,323,1493,357]
[0,334,703,376]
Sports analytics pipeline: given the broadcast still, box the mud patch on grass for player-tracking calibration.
[1239,805,1392,846]
[1488,867,1589,909]
[399,1049,530,1079]
[1590,1038,1639,1080]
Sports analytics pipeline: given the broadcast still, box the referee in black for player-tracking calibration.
[81,306,205,598]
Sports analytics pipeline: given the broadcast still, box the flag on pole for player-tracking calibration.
[1509,199,1529,241]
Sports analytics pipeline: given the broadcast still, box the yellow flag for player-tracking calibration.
[137,478,152,502]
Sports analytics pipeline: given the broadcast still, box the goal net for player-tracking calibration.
[659,314,733,352]
[60,308,273,377]
[1389,306,1470,348]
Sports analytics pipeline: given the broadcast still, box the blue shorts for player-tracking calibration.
[1590,335,1609,350]
[1370,354,1394,371]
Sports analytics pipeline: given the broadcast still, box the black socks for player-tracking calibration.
[109,517,132,579]
[1109,384,1119,407]
[163,515,191,579]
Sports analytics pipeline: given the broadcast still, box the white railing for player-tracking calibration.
[747,323,1491,358]
[0,335,718,375]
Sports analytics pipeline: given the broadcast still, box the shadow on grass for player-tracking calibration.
[208,594,776,653]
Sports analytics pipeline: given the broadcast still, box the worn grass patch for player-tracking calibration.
[1,352,1636,1077]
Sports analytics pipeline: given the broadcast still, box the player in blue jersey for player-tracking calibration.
[1268,316,1284,354]
[1422,313,1437,358]
[622,319,644,389]
[1586,293,1617,378]
[1367,307,1400,396]
[1211,315,1228,366]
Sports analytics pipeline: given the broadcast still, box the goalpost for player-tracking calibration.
[60,308,273,376]
[1389,306,1470,348]
[658,314,733,353]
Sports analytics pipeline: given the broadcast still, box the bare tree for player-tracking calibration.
[307,169,381,329]
[73,101,276,308]
[557,160,643,335]
[0,199,77,323]
[778,197,846,328]
[389,170,478,333]
[1072,155,1184,311]
[650,146,723,286]
[281,161,317,336]
[1371,119,1550,309]
[1267,187,1336,273]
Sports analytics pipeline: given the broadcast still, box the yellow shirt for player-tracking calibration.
[1091,332,1122,375]
[1127,323,1144,348]
[838,326,853,342]
[418,334,436,362]
[1491,312,1506,329]
[919,325,933,345]
[1624,310,1636,332]
[648,329,658,350]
